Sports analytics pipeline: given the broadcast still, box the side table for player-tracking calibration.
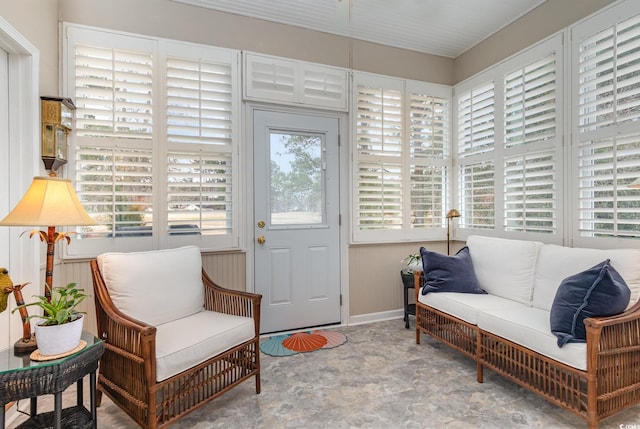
[0,331,104,429]
[400,269,416,329]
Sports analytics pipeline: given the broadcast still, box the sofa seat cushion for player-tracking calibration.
[466,235,543,305]
[155,310,255,381]
[477,306,587,371]
[418,290,523,325]
[532,244,640,312]
[97,246,204,326]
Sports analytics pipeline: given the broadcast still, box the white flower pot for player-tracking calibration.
[407,260,423,272]
[35,315,84,356]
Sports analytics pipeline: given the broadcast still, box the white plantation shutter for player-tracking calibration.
[457,82,495,156]
[503,52,558,235]
[577,133,640,238]
[356,162,403,230]
[167,151,232,235]
[166,58,233,146]
[457,81,496,230]
[353,73,450,241]
[573,5,640,242]
[577,13,640,133]
[504,55,556,148]
[410,165,446,228]
[456,35,562,238]
[244,52,348,110]
[301,64,348,108]
[245,54,296,103]
[75,146,153,238]
[355,81,403,234]
[65,25,240,255]
[504,152,556,233]
[74,44,153,140]
[409,91,449,228]
[459,161,495,229]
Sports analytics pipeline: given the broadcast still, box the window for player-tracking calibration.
[572,3,640,245]
[64,25,239,256]
[455,35,563,241]
[352,73,450,242]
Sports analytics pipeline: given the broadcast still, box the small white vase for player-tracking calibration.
[35,315,84,356]
[407,260,423,272]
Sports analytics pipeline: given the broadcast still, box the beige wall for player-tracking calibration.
[0,0,59,95]
[453,0,617,83]
[58,0,453,85]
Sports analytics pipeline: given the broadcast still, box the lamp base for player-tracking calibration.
[14,336,38,354]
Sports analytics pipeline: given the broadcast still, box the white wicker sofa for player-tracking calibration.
[415,235,640,429]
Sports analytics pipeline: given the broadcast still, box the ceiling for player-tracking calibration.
[172,0,547,58]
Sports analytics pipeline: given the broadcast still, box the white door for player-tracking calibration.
[254,110,341,333]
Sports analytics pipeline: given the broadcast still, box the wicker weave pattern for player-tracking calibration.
[90,259,261,429]
[0,343,103,403]
[415,265,640,429]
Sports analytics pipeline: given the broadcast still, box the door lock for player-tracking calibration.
[257,235,266,244]
[257,220,266,228]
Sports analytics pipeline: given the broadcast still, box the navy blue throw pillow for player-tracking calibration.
[420,246,486,295]
[550,259,631,347]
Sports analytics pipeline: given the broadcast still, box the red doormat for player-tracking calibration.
[260,330,347,357]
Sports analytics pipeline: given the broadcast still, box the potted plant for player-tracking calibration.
[13,282,88,356]
[402,253,422,272]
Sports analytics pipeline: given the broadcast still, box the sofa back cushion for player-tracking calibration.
[466,235,543,305]
[97,246,204,326]
[532,244,640,311]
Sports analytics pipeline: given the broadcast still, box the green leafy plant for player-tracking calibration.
[13,282,88,326]
[402,253,421,266]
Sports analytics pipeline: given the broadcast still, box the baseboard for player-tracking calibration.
[259,309,405,338]
[347,309,404,326]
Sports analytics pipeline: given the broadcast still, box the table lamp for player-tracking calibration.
[0,175,95,352]
[629,178,640,188]
[446,208,461,255]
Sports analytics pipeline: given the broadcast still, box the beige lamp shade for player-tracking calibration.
[629,178,640,189]
[0,176,95,227]
[446,208,461,218]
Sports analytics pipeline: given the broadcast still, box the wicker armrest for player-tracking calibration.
[584,299,640,329]
[202,270,262,322]
[584,302,640,376]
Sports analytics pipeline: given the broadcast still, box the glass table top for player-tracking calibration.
[0,331,101,374]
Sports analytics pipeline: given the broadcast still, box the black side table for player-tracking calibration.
[400,269,417,329]
[0,332,104,429]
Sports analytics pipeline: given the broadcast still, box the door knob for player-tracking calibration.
[257,236,266,244]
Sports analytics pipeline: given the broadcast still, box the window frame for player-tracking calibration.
[454,34,565,245]
[570,0,640,249]
[62,23,241,258]
[351,71,452,243]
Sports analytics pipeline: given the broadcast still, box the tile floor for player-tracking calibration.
[8,319,640,428]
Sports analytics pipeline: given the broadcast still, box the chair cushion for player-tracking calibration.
[155,310,255,381]
[418,291,522,325]
[550,260,631,347]
[533,244,640,311]
[466,235,542,305]
[419,246,486,295]
[477,305,587,371]
[97,246,204,326]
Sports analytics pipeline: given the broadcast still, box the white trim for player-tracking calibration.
[347,309,404,326]
[0,14,40,425]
